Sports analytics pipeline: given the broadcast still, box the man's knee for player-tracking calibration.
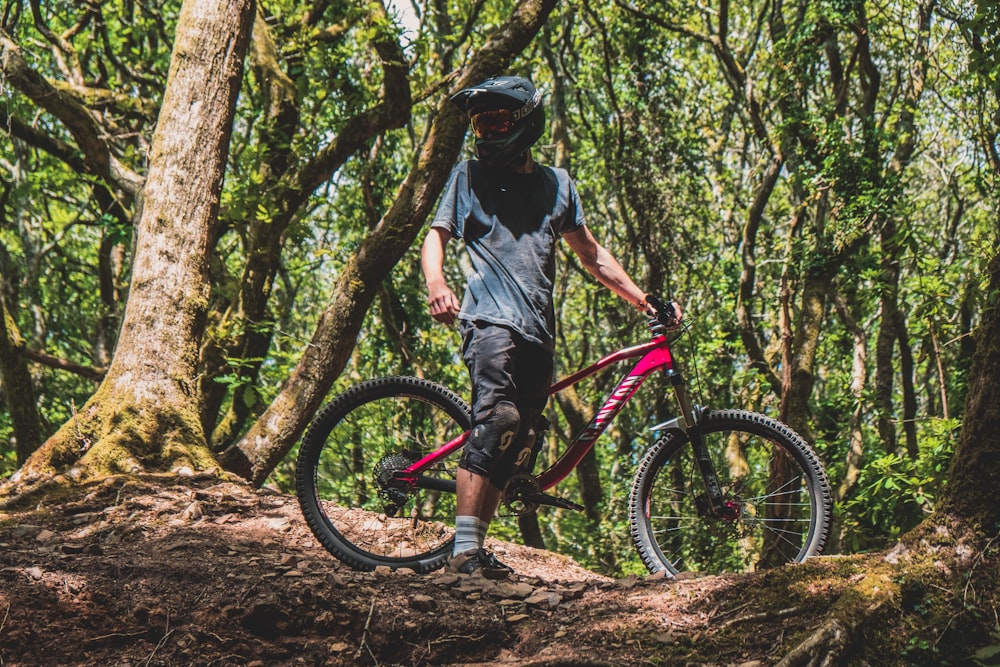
[459,401,521,478]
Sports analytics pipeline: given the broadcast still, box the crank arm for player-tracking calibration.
[514,489,584,512]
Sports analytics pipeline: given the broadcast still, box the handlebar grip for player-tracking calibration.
[645,294,678,327]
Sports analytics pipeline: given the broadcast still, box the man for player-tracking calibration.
[421,75,669,578]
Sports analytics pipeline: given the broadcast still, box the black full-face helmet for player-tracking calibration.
[450,76,545,169]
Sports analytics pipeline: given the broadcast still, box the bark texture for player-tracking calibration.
[6,0,256,487]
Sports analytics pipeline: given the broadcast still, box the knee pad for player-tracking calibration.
[459,401,521,478]
[488,422,538,489]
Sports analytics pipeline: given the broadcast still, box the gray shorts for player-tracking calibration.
[460,321,553,422]
[459,321,553,483]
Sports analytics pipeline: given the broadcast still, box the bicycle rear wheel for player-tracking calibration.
[629,409,832,576]
[296,376,470,572]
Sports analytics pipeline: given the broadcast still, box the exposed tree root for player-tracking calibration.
[0,469,238,510]
[775,515,996,666]
[775,614,863,667]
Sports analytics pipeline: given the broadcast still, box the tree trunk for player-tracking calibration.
[0,299,42,463]
[832,292,868,503]
[223,0,560,486]
[5,0,255,486]
[938,253,1000,528]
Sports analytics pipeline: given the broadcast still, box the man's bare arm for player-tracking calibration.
[421,227,462,325]
[563,226,648,309]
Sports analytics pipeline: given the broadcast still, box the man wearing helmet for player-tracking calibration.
[422,76,668,578]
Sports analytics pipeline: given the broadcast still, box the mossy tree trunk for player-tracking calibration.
[6,0,255,487]
[937,250,1000,530]
[0,297,42,464]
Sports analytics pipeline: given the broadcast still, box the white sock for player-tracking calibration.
[453,515,480,555]
[477,518,489,549]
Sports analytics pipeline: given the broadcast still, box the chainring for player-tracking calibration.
[502,473,541,515]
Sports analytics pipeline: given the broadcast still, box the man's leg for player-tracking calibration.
[485,340,554,488]
[451,323,521,574]
[450,468,514,578]
[452,399,519,556]
[456,468,503,523]
[454,336,553,562]
[452,468,503,554]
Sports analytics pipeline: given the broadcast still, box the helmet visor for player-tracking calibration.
[470,109,513,139]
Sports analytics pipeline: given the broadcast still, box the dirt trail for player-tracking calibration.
[0,475,855,666]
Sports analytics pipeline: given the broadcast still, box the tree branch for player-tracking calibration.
[0,29,144,201]
[22,347,106,382]
[291,2,411,199]
[226,0,560,485]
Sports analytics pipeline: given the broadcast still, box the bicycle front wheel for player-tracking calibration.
[296,376,470,573]
[629,409,832,576]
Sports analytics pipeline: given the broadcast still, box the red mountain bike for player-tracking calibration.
[296,297,832,577]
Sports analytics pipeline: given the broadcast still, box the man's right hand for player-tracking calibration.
[645,294,683,329]
[421,227,461,325]
[427,283,461,325]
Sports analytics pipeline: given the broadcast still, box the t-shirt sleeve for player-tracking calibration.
[431,162,467,239]
[561,173,587,235]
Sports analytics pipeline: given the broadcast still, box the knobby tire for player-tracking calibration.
[629,409,832,577]
[295,376,471,573]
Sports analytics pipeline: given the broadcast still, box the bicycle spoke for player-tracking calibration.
[630,410,832,576]
[297,377,470,572]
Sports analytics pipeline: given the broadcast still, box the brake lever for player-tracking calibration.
[645,294,680,329]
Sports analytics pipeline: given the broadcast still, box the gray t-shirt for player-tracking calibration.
[431,160,586,351]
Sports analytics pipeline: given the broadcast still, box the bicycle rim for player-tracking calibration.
[629,409,832,576]
[296,377,470,572]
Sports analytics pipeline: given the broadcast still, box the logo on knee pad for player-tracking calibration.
[460,401,521,476]
[496,429,515,453]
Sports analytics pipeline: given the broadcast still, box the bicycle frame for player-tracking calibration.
[536,335,674,491]
[399,326,720,501]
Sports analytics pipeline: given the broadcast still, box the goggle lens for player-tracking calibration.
[470,109,513,139]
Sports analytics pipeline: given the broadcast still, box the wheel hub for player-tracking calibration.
[719,500,741,521]
[694,493,742,521]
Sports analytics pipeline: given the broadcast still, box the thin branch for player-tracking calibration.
[354,598,377,661]
[22,347,106,382]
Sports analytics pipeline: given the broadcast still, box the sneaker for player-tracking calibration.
[447,548,513,580]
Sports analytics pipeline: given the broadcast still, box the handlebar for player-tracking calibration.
[644,294,680,330]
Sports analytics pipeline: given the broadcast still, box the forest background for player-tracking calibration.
[1,0,998,584]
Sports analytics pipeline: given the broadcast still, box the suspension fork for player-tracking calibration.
[665,365,731,518]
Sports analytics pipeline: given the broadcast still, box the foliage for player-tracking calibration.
[964,0,1000,96]
[839,430,953,552]
[972,634,1000,667]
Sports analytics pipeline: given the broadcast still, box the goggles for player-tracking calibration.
[470,109,513,139]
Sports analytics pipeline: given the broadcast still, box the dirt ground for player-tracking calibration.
[0,474,987,666]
